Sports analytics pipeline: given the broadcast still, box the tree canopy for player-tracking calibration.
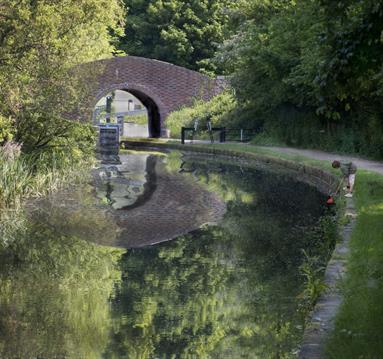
[118,0,240,73]
[214,0,383,157]
[0,0,124,154]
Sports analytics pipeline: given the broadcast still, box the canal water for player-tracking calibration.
[0,150,335,358]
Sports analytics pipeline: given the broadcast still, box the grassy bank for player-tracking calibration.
[123,139,383,358]
[325,171,383,358]
[0,149,95,248]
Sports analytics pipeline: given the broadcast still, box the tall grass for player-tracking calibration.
[0,154,32,209]
[0,148,92,210]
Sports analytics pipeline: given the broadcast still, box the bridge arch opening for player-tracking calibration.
[93,89,162,138]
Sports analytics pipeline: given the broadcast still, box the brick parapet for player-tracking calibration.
[79,56,224,135]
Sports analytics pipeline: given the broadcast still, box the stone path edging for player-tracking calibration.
[265,146,383,175]
[121,141,339,194]
[122,140,354,359]
[298,197,355,359]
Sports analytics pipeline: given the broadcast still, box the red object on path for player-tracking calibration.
[326,196,335,205]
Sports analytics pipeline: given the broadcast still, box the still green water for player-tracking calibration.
[0,151,334,358]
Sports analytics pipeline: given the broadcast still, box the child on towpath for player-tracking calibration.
[332,160,357,198]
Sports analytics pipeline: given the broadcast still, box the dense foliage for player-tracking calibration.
[217,0,383,157]
[166,91,236,137]
[118,0,241,73]
[0,0,124,208]
[0,0,123,154]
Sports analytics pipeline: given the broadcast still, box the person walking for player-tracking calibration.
[332,160,357,198]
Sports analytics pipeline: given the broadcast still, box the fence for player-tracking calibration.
[181,127,259,144]
[222,128,259,142]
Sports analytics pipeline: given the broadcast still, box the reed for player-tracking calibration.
[0,145,92,210]
[0,154,32,209]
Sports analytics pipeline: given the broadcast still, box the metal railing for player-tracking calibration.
[181,127,259,144]
[181,127,226,144]
[222,128,259,142]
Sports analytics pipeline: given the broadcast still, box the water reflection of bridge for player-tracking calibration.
[29,151,226,248]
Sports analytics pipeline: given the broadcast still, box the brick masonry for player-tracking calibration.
[80,56,226,137]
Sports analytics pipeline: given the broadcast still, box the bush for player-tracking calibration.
[247,104,383,158]
[0,122,96,209]
[166,91,236,138]
[0,116,15,145]
[250,132,286,146]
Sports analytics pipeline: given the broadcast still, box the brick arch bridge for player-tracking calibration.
[86,56,225,137]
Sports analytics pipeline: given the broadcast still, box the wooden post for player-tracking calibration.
[220,128,226,143]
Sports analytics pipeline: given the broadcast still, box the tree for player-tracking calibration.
[0,0,124,155]
[118,0,239,73]
[314,1,383,119]
[217,0,383,157]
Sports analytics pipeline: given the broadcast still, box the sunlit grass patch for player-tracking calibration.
[120,149,167,157]
[325,172,383,358]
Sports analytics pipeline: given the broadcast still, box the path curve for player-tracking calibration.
[263,146,383,174]
[170,141,383,174]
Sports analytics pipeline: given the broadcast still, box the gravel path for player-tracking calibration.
[174,140,383,175]
[259,146,383,175]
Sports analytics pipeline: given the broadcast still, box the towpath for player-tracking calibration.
[175,139,383,174]
[256,146,383,175]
